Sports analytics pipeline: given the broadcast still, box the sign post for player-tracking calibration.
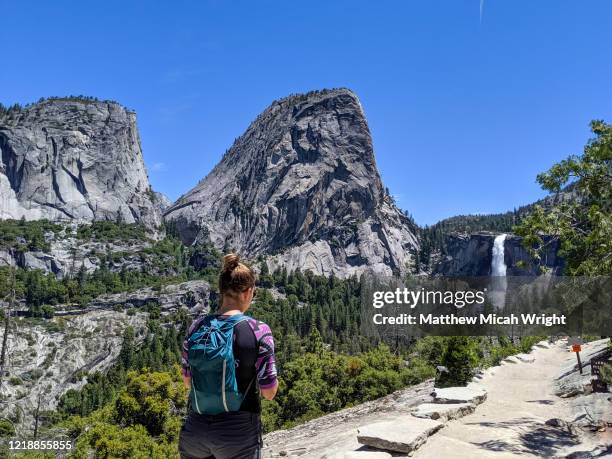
[569,337,583,375]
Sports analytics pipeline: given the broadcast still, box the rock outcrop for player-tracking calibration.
[357,416,443,454]
[0,98,161,227]
[153,191,173,213]
[165,89,418,277]
[431,385,487,405]
[0,310,149,432]
[265,338,608,458]
[85,279,211,314]
[0,233,153,279]
[554,339,610,399]
[262,380,435,458]
[0,279,212,432]
[411,402,476,422]
[434,232,564,276]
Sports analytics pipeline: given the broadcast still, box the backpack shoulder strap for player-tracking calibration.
[221,313,249,327]
[187,315,214,343]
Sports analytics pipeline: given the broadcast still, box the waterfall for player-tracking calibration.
[490,233,507,309]
[491,233,507,276]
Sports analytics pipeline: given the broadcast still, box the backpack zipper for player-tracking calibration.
[191,378,201,414]
[221,359,229,412]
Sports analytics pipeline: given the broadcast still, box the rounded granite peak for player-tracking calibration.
[165,89,417,277]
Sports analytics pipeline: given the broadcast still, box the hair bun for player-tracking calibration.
[222,253,240,272]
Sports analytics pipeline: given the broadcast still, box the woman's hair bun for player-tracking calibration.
[219,253,256,295]
[222,253,240,272]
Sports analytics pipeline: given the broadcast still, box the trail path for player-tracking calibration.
[263,339,610,458]
[413,340,584,458]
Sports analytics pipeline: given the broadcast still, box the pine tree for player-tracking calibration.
[436,337,479,387]
[306,326,324,355]
[119,327,135,369]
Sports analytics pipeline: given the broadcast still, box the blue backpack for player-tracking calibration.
[187,313,252,415]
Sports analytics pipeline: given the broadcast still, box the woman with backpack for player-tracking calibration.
[179,254,278,459]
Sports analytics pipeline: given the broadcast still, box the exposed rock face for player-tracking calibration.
[1,279,212,432]
[434,232,494,276]
[504,233,564,275]
[434,232,564,276]
[262,380,435,458]
[554,339,610,399]
[0,223,171,279]
[153,191,173,213]
[85,279,211,313]
[165,89,418,277]
[0,310,149,433]
[0,236,153,279]
[0,99,161,227]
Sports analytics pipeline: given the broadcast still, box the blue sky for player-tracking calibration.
[2,1,611,225]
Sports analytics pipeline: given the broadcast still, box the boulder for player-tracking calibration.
[554,375,592,398]
[432,385,487,405]
[357,415,443,453]
[568,393,612,427]
[411,402,476,421]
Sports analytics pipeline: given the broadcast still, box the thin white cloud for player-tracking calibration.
[151,162,167,172]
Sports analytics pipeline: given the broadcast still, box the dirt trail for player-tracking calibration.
[263,339,609,458]
[413,339,586,458]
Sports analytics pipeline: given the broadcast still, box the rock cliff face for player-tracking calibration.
[165,89,418,277]
[0,225,154,278]
[434,232,564,276]
[0,99,161,227]
[153,191,173,213]
[0,310,149,433]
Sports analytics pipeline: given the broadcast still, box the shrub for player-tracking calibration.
[599,364,612,385]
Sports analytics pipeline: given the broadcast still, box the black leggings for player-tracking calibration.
[179,410,262,459]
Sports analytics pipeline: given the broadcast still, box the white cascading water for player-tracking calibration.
[490,233,508,309]
[491,233,507,276]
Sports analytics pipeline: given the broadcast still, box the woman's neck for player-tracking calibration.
[217,305,242,315]
[218,297,246,315]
